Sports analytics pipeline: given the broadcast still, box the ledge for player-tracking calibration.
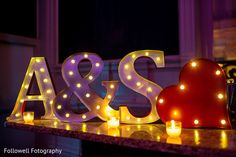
[0,33,38,47]
[5,120,236,157]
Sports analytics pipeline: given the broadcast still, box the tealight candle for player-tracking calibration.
[166,120,182,137]
[23,112,34,123]
[107,117,120,128]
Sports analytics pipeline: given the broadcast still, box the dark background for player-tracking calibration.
[0,0,37,38]
[59,0,179,62]
[0,0,179,62]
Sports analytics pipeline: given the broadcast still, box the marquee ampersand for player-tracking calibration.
[53,53,119,122]
[118,50,164,124]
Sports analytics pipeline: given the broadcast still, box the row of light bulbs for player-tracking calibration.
[158,61,227,126]
[15,57,55,119]
[15,55,228,127]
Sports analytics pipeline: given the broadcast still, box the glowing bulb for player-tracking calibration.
[24,85,29,89]
[127,75,132,80]
[29,73,33,77]
[145,52,149,56]
[147,87,152,92]
[38,96,42,99]
[57,105,62,110]
[126,127,131,131]
[136,82,141,87]
[63,94,68,99]
[86,93,90,98]
[66,125,71,131]
[156,57,161,62]
[27,95,32,99]
[194,119,199,125]
[180,84,185,90]
[50,100,53,105]
[173,110,178,116]
[68,71,74,76]
[159,98,164,104]
[107,95,112,99]
[124,64,129,69]
[71,59,76,64]
[126,116,130,120]
[218,93,224,99]
[46,89,52,94]
[97,130,101,135]
[215,70,221,75]
[110,84,114,89]
[40,68,45,72]
[65,113,70,118]
[82,123,87,132]
[43,78,48,83]
[20,99,24,103]
[84,54,88,58]
[76,83,81,88]
[88,75,93,80]
[82,114,86,119]
[221,119,226,125]
[137,118,141,123]
[36,59,41,63]
[132,54,136,59]
[96,105,100,110]
[15,113,20,117]
[53,121,58,126]
[95,62,100,67]
[191,62,197,67]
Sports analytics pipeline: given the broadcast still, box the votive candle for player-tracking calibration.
[23,112,34,123]
[166,120,182,137]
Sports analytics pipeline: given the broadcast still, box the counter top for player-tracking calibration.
[5,120,236,157]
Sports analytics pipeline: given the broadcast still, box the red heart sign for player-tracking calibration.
[157,59,231,128]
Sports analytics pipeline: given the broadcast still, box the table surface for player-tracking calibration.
[5,120,236,157]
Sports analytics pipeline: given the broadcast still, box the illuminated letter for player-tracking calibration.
[7,57,56,121]
[118,50,164,123]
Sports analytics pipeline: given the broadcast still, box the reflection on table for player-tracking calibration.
[5,120,236,157]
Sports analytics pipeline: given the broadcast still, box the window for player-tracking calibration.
[0,0,37,38]
[59,0,179,62]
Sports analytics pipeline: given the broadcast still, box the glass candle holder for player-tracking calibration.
[166,120,182,137]
[23,112,34,123]
[166,137,182,144]
[107,117,120,128]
